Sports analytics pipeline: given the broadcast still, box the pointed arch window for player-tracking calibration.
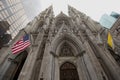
[59,42,74,57]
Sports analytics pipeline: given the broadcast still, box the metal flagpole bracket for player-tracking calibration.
[21,28,27,34]
[8,57,19,64]
[23,29,27,34]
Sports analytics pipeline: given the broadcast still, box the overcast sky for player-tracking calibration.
[22,0,41,20]
[40,0,120,21]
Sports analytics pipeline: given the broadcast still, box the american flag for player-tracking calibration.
[12,34,30,54]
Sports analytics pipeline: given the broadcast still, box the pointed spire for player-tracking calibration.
[68,5,75,11]
[60,11,63,14]
[68,5,72,9]
[48,5,53,10]
[55,11,68,18]
[68,5,85,16]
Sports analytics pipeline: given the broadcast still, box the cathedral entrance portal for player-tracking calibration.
[60,62,79,80]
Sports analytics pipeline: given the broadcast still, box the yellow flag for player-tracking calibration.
[107,32,114,49]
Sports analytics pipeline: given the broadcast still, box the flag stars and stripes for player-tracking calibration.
[11,34,30,54]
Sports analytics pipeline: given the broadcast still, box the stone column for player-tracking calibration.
[83,41,108,80]
[18,31,45,80]
[18,45,40,80]
[54,57,60,80]
[86,29,120,80]
[50,52,56,80]
[38,43,54,80]
[76,55,90,80]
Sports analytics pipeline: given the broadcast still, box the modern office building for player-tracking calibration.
[110,12,120,19]
[99,12,120,28]
[0,0,29,38]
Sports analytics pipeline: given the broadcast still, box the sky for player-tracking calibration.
[21,0,41,20]
[40,0,120,21]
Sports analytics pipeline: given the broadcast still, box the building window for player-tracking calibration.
[59,42,74,57]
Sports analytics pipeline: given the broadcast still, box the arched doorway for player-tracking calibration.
[60,62,79,80]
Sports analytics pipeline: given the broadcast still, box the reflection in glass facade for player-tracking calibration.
[99,12,120,29]
[0,0,29,39]
[110,12,120,19]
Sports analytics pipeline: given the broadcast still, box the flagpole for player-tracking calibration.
[22,29,27,34]
[22,28,32,48]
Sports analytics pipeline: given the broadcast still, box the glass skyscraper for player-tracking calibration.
[99,12,120,28]
[0,0,29,38]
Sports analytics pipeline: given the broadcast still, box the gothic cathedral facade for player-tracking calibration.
[0,6,120,80]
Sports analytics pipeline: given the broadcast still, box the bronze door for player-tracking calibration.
[60,62,79,80]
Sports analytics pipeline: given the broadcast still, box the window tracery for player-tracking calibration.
[59,42,74,57]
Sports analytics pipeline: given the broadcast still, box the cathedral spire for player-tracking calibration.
[1,5,120,80]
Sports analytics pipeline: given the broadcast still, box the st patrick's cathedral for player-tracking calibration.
[0,6,120,80]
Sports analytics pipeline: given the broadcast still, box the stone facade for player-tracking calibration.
[0,6,120,80]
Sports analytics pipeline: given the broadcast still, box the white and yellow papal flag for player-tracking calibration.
[107,32,114,49]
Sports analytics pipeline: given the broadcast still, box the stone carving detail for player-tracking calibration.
[1,5,120,80]
[59,43,74,57]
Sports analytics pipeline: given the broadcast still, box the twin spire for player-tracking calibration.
[46,5,85,17]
